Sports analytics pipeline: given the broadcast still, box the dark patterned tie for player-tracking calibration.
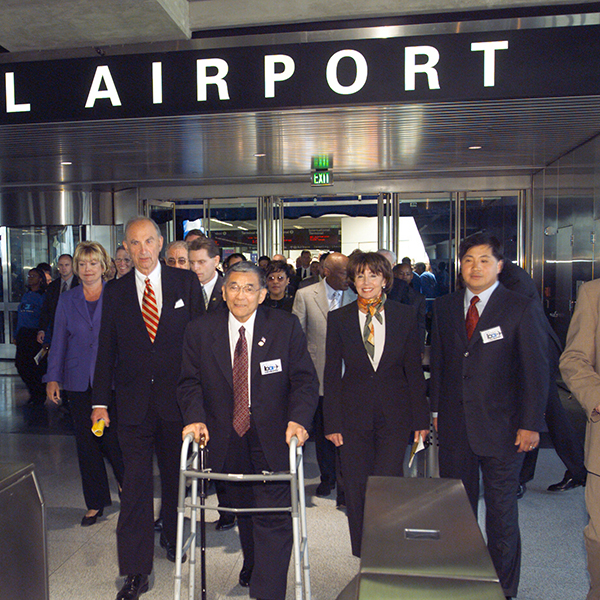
[142,278,159,343]
[232,326,250,437]
[465,295,480,340]
[61,280,68,294]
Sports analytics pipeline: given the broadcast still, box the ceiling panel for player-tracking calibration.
[0,96,598,191]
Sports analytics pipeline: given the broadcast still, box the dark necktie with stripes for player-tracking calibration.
[232,325,250,437]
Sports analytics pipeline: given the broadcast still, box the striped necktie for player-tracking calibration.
[142,278,160,343]
[232,326,250,437]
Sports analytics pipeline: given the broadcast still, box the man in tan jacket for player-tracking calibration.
[560,279,600,600]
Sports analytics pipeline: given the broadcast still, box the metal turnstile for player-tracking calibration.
[0,462,48,600]
[338,477,505,600]
[174,434,311,600]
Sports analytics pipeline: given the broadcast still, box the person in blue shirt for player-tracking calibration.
[15,267,47,404]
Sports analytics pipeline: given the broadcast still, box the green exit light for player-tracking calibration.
[311,154,333,170]
[312,171,333,186]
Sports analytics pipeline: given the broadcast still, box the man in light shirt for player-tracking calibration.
[292,252,355,502]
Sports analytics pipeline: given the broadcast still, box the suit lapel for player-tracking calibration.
[212,311,233,388]
[314,281,329,320]
[251,307,274,382]
[467,285,509,348]
[71,286,91,325]
[450,290,470,348]
[156,267,175,340]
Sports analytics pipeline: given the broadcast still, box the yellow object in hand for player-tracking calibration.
[91,419,105,437]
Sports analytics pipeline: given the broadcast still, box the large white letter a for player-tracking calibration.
[85,66,122,108]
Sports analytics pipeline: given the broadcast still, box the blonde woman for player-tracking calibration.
[45,241,124,526]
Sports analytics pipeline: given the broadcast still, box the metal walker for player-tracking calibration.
[174,433,311,600]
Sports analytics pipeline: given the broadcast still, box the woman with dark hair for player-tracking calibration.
[323,251,429,557]
[15,267,48,404]
[264,260,294,312]
[45,241,124,526]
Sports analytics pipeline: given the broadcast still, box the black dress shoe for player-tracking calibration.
[215,513,236,531]
[239,565,253,587]
[547,470,586,492]
[159,533,187,563]
[116,574,149,600]
[81,508,103,527]
[316,480,334,497]
[336,492,346,508]
[154,517,163,532]
[517,484,526,499]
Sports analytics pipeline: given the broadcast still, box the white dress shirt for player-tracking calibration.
[358,308,386,371]
[464,280,499,318]
[228,310,257,408]
[202,271,219,304]
[134,262,163,317]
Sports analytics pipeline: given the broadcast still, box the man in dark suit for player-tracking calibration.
[37,253,79,344]
[189,237,224,312]
[430,232,549,600]
[188,236,235,530]
[179,262,319,600]
[498,260,586,495]
[92,217,202,600]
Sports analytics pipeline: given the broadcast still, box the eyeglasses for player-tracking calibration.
[115,258,131,264]
[226,283,260,295]
[166,258,188,266]
[267,274,287,282]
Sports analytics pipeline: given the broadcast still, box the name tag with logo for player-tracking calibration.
[260,359,282,375]
[481,326,504,344]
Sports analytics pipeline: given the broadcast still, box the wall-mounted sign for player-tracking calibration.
[0,23,599,124]
[311,171,333,186]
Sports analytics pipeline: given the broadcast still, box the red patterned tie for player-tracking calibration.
[232,326,250,437]
[142,278,160,343]
[465,295,480,340]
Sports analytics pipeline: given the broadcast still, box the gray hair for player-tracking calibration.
[377,248,397,267]
[224,261,266,289]
[165,240,188,254]
[124,216,162,241]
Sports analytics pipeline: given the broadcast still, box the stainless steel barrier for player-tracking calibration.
[338,477,505,600]
[0,462,49,600]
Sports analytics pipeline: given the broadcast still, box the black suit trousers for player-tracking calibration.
[340,414,409,557]
[222,420,292,600]
[440,445,524,598]
[69,388,124,510]
[116,400,182,575]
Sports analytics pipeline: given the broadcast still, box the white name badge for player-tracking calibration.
[260,359,282,375]
[481,326,504,344]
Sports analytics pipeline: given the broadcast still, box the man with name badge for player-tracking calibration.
[430,232,549,600]
[179,261,319,600]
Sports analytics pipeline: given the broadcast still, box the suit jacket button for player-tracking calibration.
[463,375,469,379]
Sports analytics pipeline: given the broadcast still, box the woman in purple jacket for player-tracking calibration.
[45,241,124,526]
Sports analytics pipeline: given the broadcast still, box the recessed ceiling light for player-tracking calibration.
[468,146,482,150]
[61,161,72,165]
[254,153,266,157]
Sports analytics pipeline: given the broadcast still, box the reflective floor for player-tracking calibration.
[0,363,589,599]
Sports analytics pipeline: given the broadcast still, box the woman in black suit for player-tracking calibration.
[323,251,429,557]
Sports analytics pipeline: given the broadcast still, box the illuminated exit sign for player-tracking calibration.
[311,154,333,186]
[312,171,333,186]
